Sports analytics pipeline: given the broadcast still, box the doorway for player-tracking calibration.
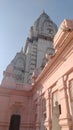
[9,114,21,130]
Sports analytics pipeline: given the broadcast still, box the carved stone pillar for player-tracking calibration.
[36,99,40,130]
[44,89,52,130]
[58,77,72,130]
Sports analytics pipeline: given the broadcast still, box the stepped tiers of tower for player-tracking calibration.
[0,12,73,130]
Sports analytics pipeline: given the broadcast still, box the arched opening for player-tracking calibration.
[9,114,21,130]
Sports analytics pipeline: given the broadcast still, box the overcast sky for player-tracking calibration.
[0,0,73,83]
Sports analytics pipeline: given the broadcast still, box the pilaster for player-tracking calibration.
[58,77,72,130]
[44,89,52,130]
[35,99,40,130]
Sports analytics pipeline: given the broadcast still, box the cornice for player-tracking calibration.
[0,87,32,97]
[54,19,73,49]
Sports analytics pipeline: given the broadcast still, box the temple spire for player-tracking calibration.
[20,47,23,53]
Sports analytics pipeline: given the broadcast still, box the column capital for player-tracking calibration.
[57,77,67,91]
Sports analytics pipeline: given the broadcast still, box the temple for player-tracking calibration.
[0,12,73,130]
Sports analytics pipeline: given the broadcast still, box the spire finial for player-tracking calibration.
[43,10,45,13]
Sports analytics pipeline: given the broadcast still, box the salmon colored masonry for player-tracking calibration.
[0,19,73,130]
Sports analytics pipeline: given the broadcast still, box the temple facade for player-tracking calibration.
[0,12,73,130]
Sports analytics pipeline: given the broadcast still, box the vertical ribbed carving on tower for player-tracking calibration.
[24,12,57,84]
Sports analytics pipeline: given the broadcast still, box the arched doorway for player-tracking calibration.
[9,114,21,130]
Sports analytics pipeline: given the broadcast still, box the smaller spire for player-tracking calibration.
[20,47,23,53]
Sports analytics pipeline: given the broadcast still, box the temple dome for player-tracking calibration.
[34,11,50,27]
[29,12,57,38]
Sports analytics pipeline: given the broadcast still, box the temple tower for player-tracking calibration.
[24,12,57,84]
[1,12,57,86]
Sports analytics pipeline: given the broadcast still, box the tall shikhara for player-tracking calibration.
[1,12,57,88]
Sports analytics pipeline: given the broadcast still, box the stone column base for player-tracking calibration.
[59,116,72,130]
[44,120,52,130]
